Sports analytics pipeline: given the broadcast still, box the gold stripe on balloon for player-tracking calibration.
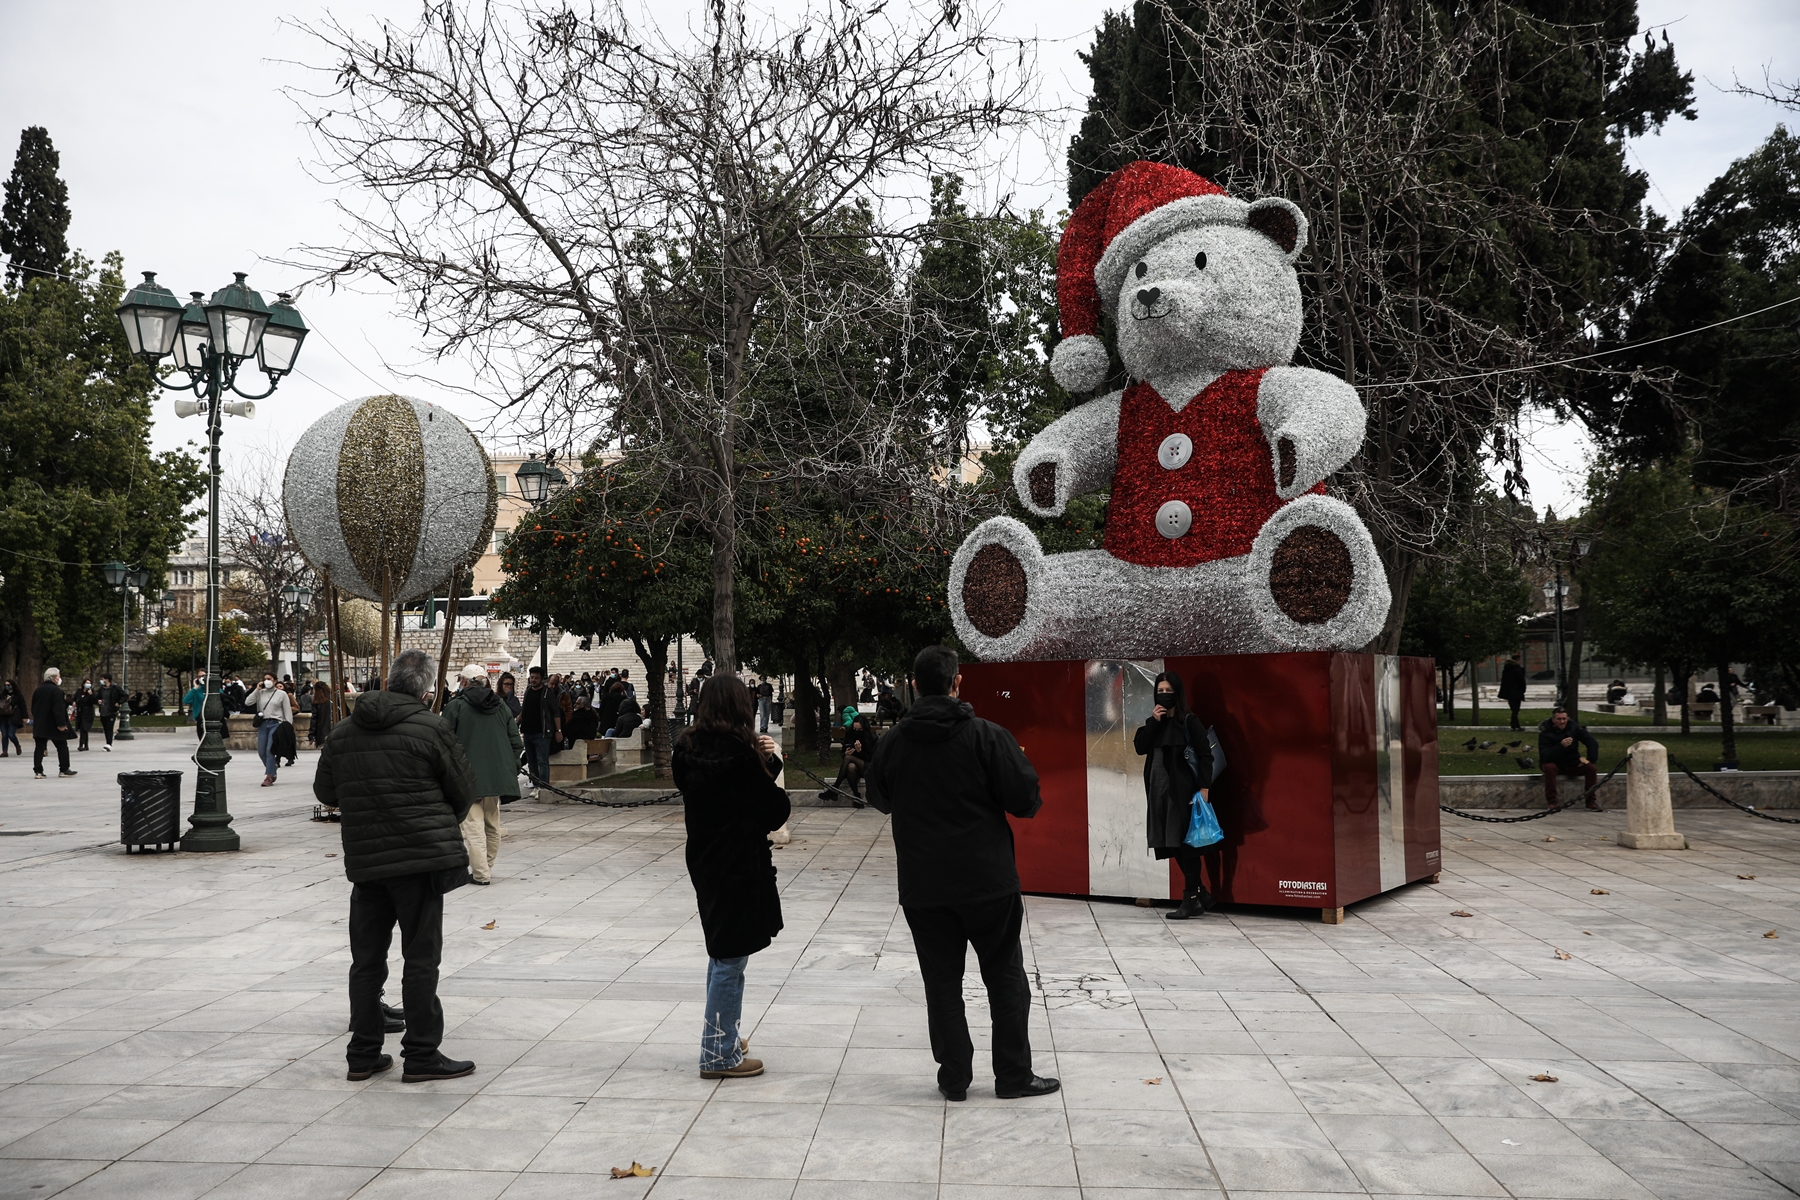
[336,394,426,593]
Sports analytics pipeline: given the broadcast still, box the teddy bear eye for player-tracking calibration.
[1194,251,1208,270]
[1134,261,1147,279]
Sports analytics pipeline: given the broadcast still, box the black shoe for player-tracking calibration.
[1165,891,1214,920]
[996,1075,1060,1099]
[402,1053,476,1083]
[346,1054,393,1081]
[59,770,77,777]
[939,1084,968,1102]
[470,878,491,885]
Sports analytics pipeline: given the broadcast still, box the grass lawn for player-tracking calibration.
[1443,706,1697,728]
[117,714,189,728]
[1437,729,1800,775]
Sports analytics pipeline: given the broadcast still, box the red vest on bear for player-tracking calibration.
[1102,369,1323,568]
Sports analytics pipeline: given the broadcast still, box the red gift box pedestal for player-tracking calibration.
[959,652,1441,921]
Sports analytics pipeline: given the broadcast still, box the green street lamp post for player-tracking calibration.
[514,454,554,674]
[283,581,314,681]
[117,271,308,852]
[102,561,149,740]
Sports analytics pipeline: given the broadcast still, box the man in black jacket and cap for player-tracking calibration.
[315,648,480,1083]
[1538,707,1601,810]
[30,667,75,779]
[867,645,1058,1102]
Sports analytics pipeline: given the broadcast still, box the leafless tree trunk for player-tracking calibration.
[290,0,1036,673]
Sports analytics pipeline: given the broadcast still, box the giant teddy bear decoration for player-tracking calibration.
[949,161,1391,660]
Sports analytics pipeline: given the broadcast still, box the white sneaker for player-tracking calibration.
[103,745,112,752]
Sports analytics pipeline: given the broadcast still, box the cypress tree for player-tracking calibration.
[1,126,72,287]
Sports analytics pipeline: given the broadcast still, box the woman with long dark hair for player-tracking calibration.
[496,672,521,718]
[674,674,790,1079]
[1133,670,1215,919]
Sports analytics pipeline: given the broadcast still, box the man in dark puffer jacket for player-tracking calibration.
[315,649,479,1083]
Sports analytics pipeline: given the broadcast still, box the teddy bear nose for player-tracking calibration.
[1137,286,1161,308]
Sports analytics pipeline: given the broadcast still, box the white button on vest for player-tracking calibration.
[1157,433,1193,470]
[1155,500,1192,539]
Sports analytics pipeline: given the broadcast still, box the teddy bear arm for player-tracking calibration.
[1257,367,1366,499]
[1012,391,1123,516]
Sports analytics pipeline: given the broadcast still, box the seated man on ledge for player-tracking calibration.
[1538,707,1600,811]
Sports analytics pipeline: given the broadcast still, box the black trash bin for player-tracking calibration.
[119,771,182,852]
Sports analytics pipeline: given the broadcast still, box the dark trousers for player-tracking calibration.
[523,733,552,783]
[347,872,445,1067]
[1170,845,1211,898]
[101,714,117,745]
[903,892,1034,1092]
[1506,699,1522,729]
[33,734,70,775]
[75,715,92,750]
[1543,761,1597,805]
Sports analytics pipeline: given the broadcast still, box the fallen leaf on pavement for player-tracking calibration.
[1582,931,1592,936]
[1765,931,1779,939]
[1590,888,1609,895]
[1529,1073,1559,1083]
[1738,874,1756,880]
[1144,1077,1162,1085]
[1544,836,1557,842]
[1450,910,1473,918]
[1553,949,1572,960]
[1501,1139,1521,1146]
[326,853,337,857]
[482,920,497,930]
[610,1163,656,1179]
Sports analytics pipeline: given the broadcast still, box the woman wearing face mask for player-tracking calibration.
[1133,671,1215,920]
[496,672,521,718]
[246,671,295,786]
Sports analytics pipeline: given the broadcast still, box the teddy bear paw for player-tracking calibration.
[1247,494,1390,650]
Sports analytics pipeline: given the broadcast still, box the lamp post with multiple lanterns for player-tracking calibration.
[116,270,308,852]
[101,561,150,740]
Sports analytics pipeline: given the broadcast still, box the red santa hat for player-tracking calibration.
[1050,161,1308,394]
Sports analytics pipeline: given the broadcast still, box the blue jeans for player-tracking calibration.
[0,719,19,755]
[256,721,280,778]
[756,697,770,733]
[701,955,749,1071]
[523,733,551,783]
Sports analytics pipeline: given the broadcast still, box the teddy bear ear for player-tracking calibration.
[1246,198,1308,261]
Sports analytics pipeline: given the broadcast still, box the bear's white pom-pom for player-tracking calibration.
[1050,334,1109,394]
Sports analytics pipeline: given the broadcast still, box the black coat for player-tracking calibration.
[1537,718,1598,772]
[866,694,1042,907]
[314,690,478,883]
[1499,661,1527,702]
[674,731,790,959]
[30,682,69,735]
[1134,711,1213,852]
[97,683,126,717]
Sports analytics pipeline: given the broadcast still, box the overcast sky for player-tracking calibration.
[2,0,1796,516]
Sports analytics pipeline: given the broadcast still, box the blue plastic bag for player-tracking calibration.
[1184,792,1223,849]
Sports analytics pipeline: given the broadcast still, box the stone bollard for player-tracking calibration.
[1619,741,1687,849]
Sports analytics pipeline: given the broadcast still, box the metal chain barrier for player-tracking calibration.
[783,757,867,808]
[524,770,682,809]
[1666,757,1800,824]
[1439,754,1630,824]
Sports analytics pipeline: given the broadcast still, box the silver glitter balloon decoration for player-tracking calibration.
[283,395,498,602]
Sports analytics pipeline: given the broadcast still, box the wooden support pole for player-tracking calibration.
[433,568,461,711]
[379,563,391,689]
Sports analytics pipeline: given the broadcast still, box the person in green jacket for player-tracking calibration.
[182,673,207,739]
[442,664,525,885]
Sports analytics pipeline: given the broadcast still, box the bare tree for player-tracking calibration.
[221,447,315,674]
[289,0,1036,672]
